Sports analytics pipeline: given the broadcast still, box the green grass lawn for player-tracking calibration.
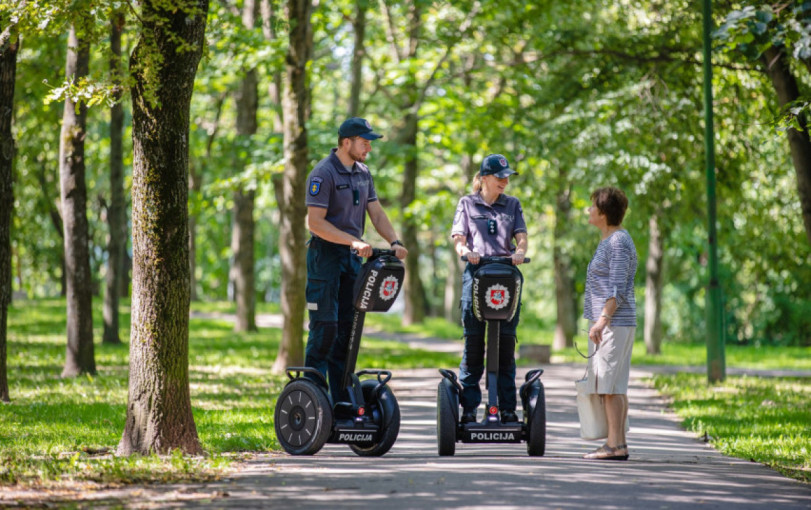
[0,299,457,486]
[652,373,811,483]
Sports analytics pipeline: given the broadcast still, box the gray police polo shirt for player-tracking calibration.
[451,193,527,256]
[306,148,378,239]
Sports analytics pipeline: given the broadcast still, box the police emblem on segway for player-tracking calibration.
[485,284,510,310]
[379,276,399,301]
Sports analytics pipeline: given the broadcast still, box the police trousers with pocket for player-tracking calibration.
[458,262,522,413]
[304,237,361,403]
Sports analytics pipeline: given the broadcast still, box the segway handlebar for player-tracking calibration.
[461,255,531,264]
[351,247,397,258]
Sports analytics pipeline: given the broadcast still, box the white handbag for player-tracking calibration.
[575,371,630,440]
[576,376,608,440]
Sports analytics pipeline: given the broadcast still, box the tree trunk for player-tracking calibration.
[0,25,18,403]
[400,113,426,325]
[271,0,312,374]
[443,241,463,324]
[348,0,366,117]
[761,47,811,245]
[552,180,576,350]
[232,0,258,332]
[59,26,95,378]
[260,0,283,132]
[443,154,473,324]
[644,214,664,355]
[118,0,208,456]
[103,12,126,345]
[232,188,256,331]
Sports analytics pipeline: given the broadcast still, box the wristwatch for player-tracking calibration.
[391,240,404,248]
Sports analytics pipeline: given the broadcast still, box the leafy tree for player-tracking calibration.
[714,2,811,245]
[59,23,95,377]
[0,12,18,402]
[102,8,126,345]
[271,0,313,372]
[118,0,209,456]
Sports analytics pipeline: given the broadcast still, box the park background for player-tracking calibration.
[0,0,809,489]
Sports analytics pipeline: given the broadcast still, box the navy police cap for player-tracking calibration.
[338,117,383,140]
[480,154,517,178]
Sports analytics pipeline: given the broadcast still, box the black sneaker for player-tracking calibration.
[500,410,519,423]
[460,409,477,423]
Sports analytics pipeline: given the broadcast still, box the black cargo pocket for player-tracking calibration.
[306,279,329,320]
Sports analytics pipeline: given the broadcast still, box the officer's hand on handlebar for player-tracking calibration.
[392,244,408,260]
[465,251,481,265]
[351,240,373,258]
[511,252,526,265]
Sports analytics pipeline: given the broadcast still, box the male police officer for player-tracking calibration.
[305,117,408,403]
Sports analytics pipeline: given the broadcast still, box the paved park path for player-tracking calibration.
[3,317,809,509]
[162,363,806,510]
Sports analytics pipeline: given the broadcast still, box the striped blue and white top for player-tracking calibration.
[583,229,638,327]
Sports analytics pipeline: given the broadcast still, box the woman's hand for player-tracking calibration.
[588,315,611,345]
[511,251,525,265]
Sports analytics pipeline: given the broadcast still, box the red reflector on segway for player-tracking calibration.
[488,406,498,416]
[358,407,365,416]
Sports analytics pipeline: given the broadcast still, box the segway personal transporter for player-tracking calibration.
[275,248,404,456]
[436,255,546,456]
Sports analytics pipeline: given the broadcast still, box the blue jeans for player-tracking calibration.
[458,263,522,413]
[304,237,361,403]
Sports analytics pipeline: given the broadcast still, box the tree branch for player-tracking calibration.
[379,0,403,62]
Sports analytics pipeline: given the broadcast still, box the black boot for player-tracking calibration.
[461,409,477,423]
[500,410,519,423]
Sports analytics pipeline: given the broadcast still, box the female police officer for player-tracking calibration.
[305,117,407,403]
[451,154,528,424]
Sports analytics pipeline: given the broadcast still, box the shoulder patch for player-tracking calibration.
[309,176,323,196]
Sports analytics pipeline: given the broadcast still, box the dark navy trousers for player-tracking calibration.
[458,262,522,413]
[304,237,361,403]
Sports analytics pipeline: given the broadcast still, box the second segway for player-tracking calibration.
[437,256,546,456]
[275,248,404,456]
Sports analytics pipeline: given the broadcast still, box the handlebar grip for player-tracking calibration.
[461,255,531,264]
[353,247,396,257]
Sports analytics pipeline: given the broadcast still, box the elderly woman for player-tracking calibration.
[583,187,638,461]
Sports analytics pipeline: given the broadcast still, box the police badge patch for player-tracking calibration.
[310,176,323,196]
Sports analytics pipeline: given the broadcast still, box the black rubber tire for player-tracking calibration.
[526,381,546,457]
[349,380,400,457]
[274,379,333,455]
[436,380,457,456]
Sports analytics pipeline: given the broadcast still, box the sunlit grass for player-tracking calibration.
[0,298,459,486]
[652,373,811,482]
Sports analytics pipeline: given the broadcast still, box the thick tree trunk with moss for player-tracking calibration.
[103,12,126,345]
[118,0,208,456]
[231,0,258,333]
[59,27,95,378]
[0,26,18,403]
[271,0,312,373]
